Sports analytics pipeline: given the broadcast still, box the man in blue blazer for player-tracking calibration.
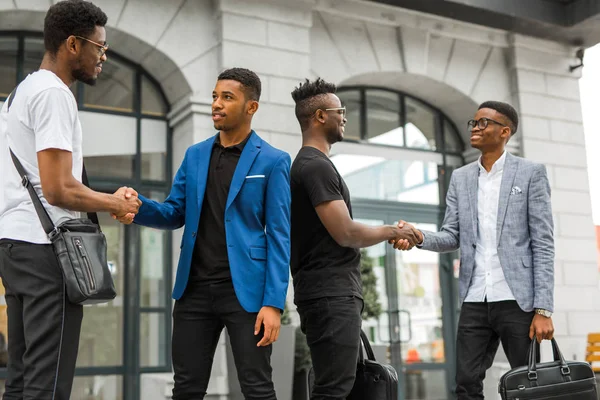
[116,68,291,399]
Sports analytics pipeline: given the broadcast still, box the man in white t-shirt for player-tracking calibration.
[0,1,140,399]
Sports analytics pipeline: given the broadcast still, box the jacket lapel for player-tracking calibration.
[226,131,261,210]
[196,135,217,209]
[496,153,519,246]
[467,163,479,237]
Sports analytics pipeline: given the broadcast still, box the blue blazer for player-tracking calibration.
[134,131,291,312]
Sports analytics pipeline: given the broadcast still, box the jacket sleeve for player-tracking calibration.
[528,164,555,312]
[419,172,461,253]
[134,149,188,230]
[261,153,291,310]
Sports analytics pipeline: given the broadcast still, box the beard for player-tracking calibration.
[72,65,97,86]
[326,127,343,145]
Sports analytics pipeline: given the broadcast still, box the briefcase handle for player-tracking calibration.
[527,338,571,381]
[358,329,377,364]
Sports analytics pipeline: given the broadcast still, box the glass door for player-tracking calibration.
[355,203,457,400]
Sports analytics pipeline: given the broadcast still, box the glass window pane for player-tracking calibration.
[331,154,440,205]
[77,213,124,367]
[81,112,136,179]
[404,369,447,400]
[355,220,388,346]
[71,375,123,400]
[141,119,167,181]
[0,37,18,97]
[84,57,134,113]
[396,222,444,364]
[405,97,436,151]
[140,191,167,308]
[141,75,167,116]
[444,119,464,154]
[140,312,167,367]
[23,38,44,78]
[337,90,361,141]
[366,90,403,147]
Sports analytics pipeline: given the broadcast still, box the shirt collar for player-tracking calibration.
[214,132,252,152]
[478,151,507,175]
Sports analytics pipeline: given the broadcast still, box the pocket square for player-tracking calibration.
[245,175,265,179]
[510,186,522,195]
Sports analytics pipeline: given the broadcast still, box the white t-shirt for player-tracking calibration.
[0,69,83,244]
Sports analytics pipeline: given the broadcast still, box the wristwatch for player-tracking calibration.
[535,308,552,318]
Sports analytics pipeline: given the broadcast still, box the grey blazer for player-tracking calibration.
[420,152,554,312]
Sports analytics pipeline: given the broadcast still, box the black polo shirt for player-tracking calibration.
[190,133,250,282]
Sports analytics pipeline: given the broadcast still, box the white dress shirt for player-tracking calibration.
[464,151,516,302]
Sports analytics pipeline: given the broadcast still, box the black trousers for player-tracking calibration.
[297,296,363,400]
[455,300,536,400]
[171,279,276,400]
[0,239,83,400]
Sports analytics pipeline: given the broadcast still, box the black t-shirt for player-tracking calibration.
[290,146,362,303]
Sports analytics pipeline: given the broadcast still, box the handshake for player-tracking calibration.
[110,186,140,224]
[389,220,423,251]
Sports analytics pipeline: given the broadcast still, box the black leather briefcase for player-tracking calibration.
[347,330,399,399]
[498,338,598,400]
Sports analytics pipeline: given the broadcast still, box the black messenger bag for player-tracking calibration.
[498,338,597,400]
[6,88,117,305]
[308,330,399,399]
[348,330,399,399]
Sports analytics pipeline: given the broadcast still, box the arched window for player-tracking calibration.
[337,87,464,154]
[0,32,172,396]
[333,87,464,205]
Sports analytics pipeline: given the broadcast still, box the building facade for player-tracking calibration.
[0,1,598,399]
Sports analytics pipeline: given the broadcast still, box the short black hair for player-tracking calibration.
[217,68,261,102]
[291,78,337,131]
[44,0,107,55]
[478,101,519,135]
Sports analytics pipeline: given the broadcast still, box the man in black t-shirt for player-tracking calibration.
[290,78,419,399]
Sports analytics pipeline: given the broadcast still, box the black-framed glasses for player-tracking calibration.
[74,35,109,56]
[467,117,507,130]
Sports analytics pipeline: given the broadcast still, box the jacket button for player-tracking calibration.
[228,244,233,248]
[472,244,476,249]
[192,232,196,237]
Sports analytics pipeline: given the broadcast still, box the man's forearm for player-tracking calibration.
[47,179,121,214]
[343,223,398,248]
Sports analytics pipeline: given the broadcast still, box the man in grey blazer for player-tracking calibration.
[396,101,555,399]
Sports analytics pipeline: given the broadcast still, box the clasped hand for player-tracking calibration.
[389,220,423,251]
[111,186,140,224]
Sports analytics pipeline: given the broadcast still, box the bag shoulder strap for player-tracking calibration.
[9,149,59,239]
[7,85,100,234]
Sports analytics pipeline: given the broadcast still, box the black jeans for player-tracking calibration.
[171,279,276,400]
[297,296,363,400]
[455,301,536,400]
[0,239,83,400]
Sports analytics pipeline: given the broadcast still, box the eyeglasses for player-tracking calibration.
[322,107,346,118]
[467,117,507,130]
[74,35,109,56]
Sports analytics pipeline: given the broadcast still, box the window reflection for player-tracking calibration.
[84,57,134,112]
[76,212,124,367]
[71,375,123,400]
[0,37,17,97]
[331,154,439,205]
[23,38,44,78]
[444,119,463,154]
[405,97,436,150]
[337,90,361,141]
[396,222,444,364]
[366,90,402,147]
[141,75,167,116]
